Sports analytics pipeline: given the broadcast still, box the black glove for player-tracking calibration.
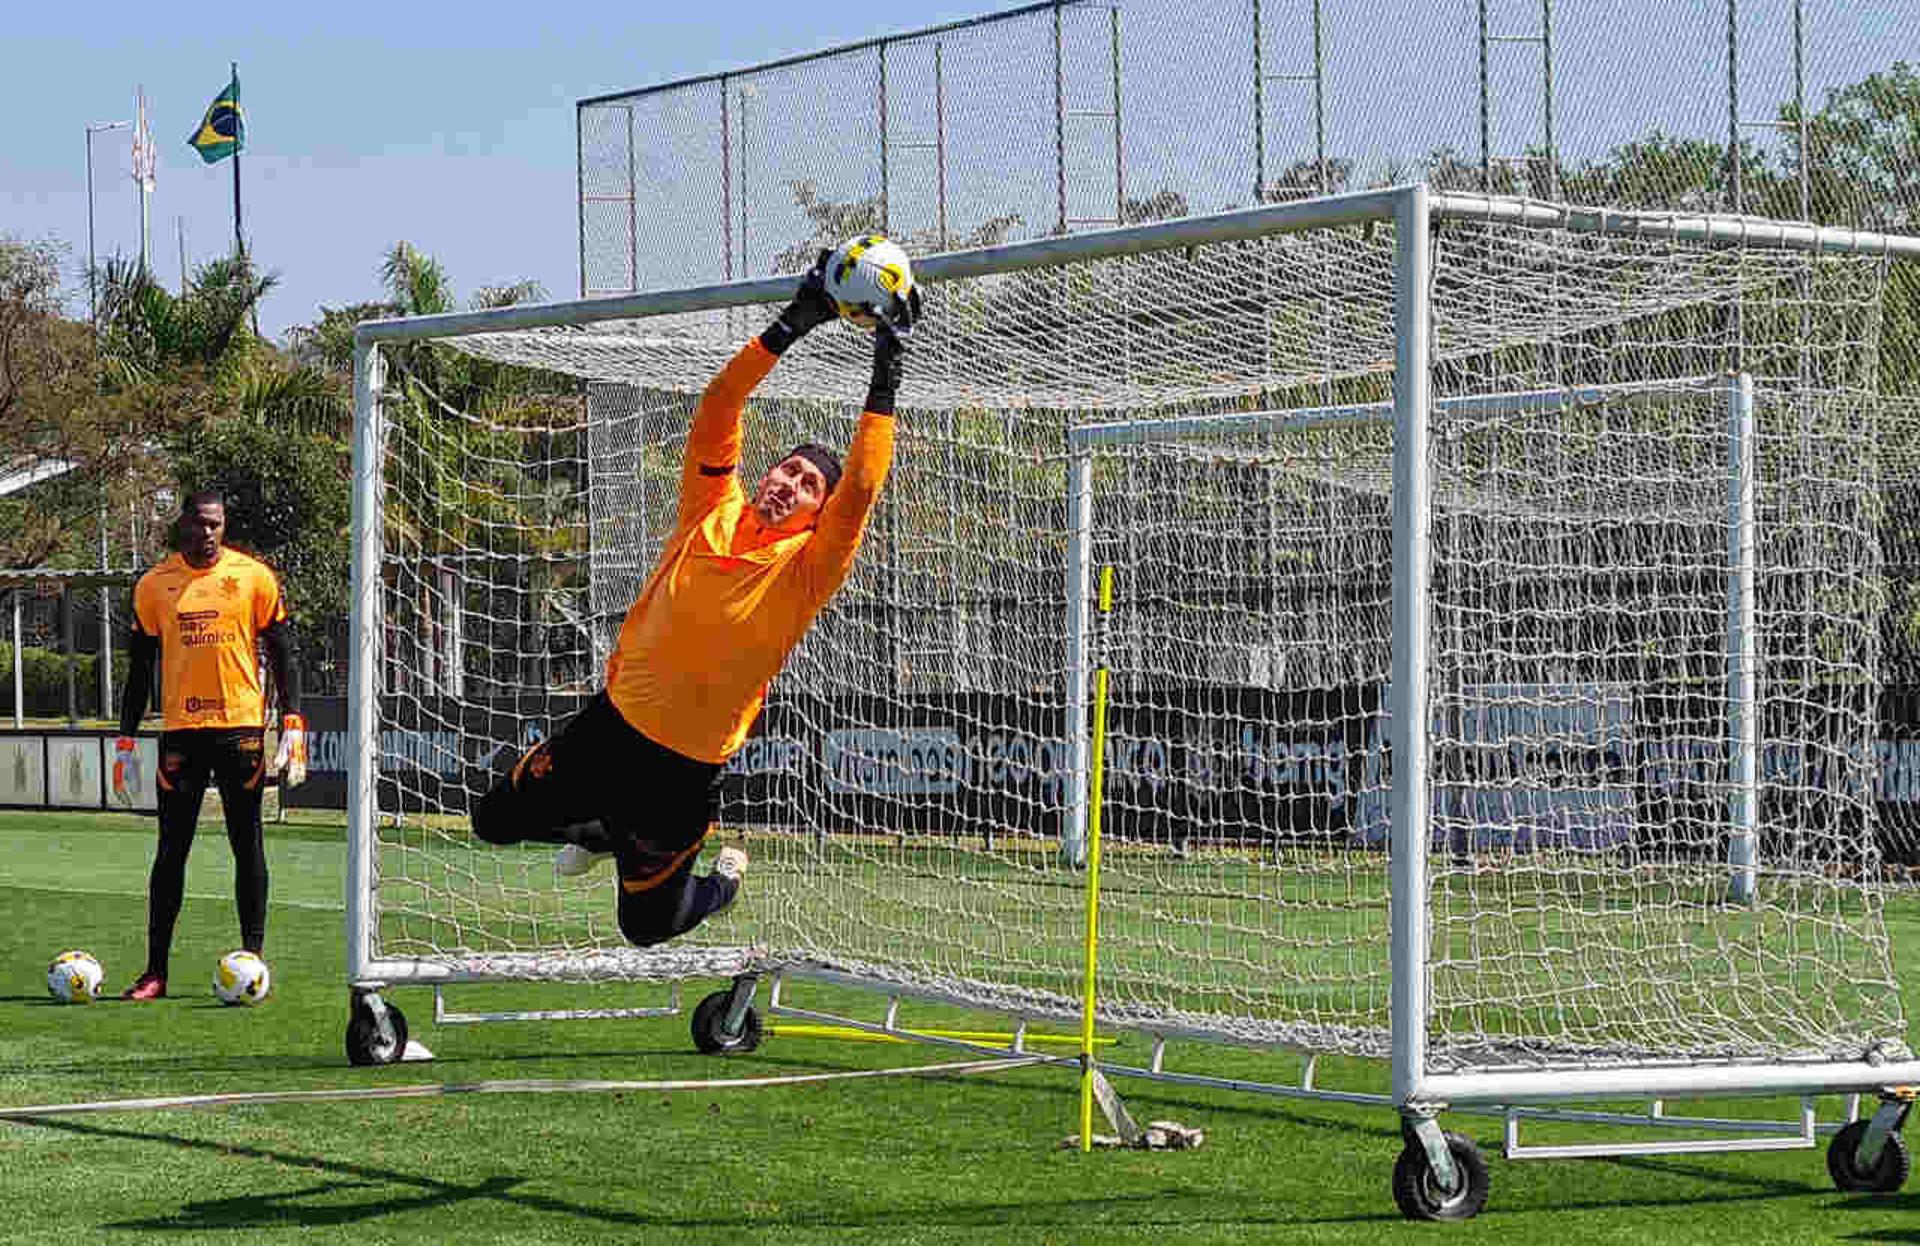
[759,250,839,356]
[865,286,922,415]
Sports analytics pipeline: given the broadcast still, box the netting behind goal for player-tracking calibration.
[356,195,1907,1077]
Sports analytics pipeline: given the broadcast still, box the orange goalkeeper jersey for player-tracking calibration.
[132,548,288,730]
[605,339,895,763]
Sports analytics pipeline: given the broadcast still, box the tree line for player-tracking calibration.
[0,237,565,693]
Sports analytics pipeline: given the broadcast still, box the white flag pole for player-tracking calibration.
[132,87,155,272]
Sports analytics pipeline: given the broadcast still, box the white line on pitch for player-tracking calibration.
[0,1056,1049,1119]
[7,883,344,912]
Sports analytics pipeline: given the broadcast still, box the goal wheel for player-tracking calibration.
[1392,1131,1491,1222]
[1828,1120,1912,1193]
[690,989,763,1055]
[346,994,410,1066]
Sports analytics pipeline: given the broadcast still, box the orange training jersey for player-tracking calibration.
[132,548,288,730]
[605,339,895,763]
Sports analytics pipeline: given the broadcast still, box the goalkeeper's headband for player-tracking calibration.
[785,443,843,495]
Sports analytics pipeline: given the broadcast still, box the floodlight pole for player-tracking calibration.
[10,591,21,729]
[98,514,112,718]
[85,120,132,331]
[86,120,130,728]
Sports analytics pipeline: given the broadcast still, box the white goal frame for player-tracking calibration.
[347,182,1920,1138]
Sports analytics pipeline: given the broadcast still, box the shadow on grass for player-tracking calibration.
[1824,1188,1920,1239]
[0,1052,350,1077]
[1278,1141,1873,1227]
[1840,1225,1920,1240]
[14,1091,1884,1231]
[1606,1152,1827,1193]
[3,1038,1414,1158]
[25,1115,1218,1234]
[112,1175,530,1232]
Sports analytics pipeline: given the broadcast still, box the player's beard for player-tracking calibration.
[754,483,796,530]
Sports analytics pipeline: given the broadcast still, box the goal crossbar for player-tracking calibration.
[353,186,1920,351]
[1432,191,1920,259]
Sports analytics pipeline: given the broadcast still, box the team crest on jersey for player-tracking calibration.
[221,576,240,597]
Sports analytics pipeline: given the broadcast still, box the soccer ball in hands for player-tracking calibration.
[825,234,916,332]
[213,950,271,1006]
[47,950,105,1004]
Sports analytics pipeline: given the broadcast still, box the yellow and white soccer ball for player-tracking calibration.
[47,950,104,1004]
[213,949,272,1006]
[824,234,916,332]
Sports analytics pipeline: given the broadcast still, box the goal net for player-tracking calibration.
[349,189,1912,1087]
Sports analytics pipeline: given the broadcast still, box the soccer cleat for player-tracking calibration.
[709,846,749,916]
[713,846,749,883]
[120,972,167,1002]
[466,740,519,804]
[554,844,614,877]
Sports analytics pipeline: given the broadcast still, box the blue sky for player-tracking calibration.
[5,2,1909,340]
[0,2,986,338]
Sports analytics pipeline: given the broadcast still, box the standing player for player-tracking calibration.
[473,243,920,947]
[115,491,307,1001]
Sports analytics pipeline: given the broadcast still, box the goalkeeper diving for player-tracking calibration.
[472,239,922,945]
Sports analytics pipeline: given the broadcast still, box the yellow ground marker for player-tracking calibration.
[770,1023,1113,1048]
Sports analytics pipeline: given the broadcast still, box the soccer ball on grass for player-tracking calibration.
[213,949,271,1006]
[47,950,105,1004]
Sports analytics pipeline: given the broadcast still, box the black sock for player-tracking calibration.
[561,822,615,853]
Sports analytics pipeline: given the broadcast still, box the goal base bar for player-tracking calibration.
[1412,1059,1920,1108]
[349,946,764,988]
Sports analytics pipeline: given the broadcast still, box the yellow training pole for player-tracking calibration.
[1079,565,1115,1152]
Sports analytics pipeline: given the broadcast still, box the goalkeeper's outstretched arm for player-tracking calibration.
[804,320,908,598]
[675,253,839,531]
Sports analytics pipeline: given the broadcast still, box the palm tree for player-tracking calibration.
[280,242,580,692]
[93,253,276,386]
[380,241,457,317]
[230,363,346,436]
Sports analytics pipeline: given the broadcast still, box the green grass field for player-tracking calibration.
[5,808,1920,1243]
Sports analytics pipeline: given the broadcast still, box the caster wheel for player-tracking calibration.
[1392,1130,1491,1222]
[346,994,409,1066]
[1828,1119,1911,1193]
[690,989,762,1055]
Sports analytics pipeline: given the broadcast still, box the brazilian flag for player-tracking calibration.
[188,73,244,164]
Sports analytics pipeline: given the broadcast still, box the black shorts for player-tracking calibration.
[157,727,268,833]
[472,692,723,885]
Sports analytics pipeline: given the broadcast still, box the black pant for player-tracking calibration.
[472,693,734,947]
[146,727,269,978]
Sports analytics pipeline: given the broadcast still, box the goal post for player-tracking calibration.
[347,183,1920,1127]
